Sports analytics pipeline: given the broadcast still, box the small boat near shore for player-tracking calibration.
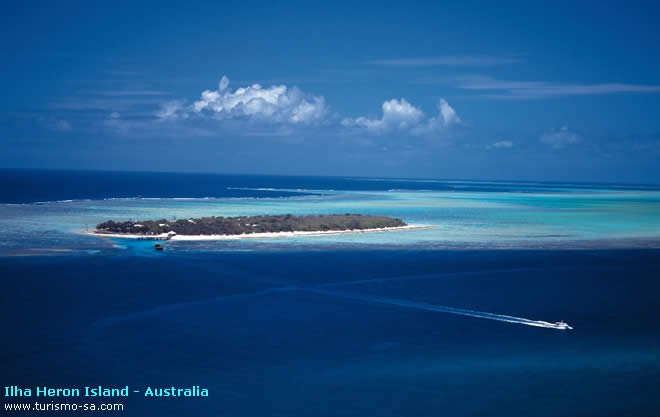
[154,244,164,251]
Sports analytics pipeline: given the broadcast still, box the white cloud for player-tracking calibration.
[539,127,582,149]
[422,98,462,131]
[488,140,513,149]
[341,98,422,132]
[342,98,461,135]
[104,110,215,138]
[159,76,327,125]
[455,75,660,99]
[155,101,186,120]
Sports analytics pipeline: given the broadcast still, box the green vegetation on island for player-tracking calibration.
[96,214,407,236]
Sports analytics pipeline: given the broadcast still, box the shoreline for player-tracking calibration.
[85,224,435,241]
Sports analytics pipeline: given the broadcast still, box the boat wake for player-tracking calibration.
[307,288,573,330]
[93,280,572,332]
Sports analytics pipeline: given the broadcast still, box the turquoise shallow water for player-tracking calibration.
[2,186,660,255]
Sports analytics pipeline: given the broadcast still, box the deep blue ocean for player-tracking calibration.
[1,170,659,416]
[3,169,660,204]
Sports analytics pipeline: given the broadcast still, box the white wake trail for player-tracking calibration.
[307,288,572,330]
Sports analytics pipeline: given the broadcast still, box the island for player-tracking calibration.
[91,214,432,240]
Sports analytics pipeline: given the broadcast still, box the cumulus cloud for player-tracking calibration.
[420,99,462,133]
[488,140,513,149]
[539,126,582,149]
[158,76,327,125]
[341,98,422,132]
[342,98,461,135]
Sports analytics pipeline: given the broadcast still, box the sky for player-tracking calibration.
[2,0,660,183]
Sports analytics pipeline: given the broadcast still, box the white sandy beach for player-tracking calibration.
[86,224,434,241]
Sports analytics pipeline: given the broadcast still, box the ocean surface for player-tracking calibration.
[1,170,660,416]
